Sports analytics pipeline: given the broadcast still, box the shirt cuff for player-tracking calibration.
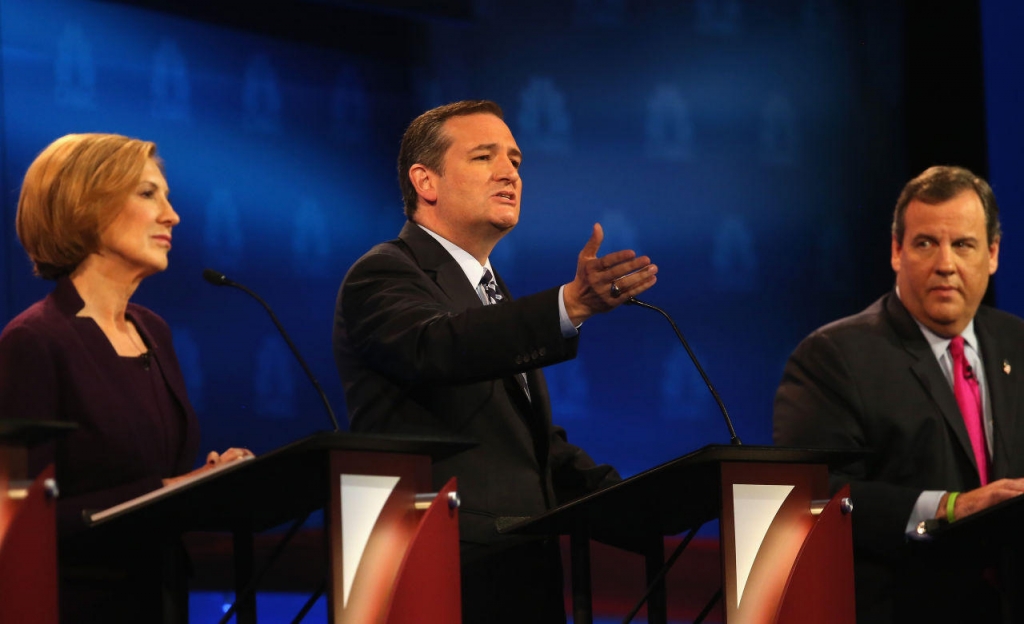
[905,489,946,539]
[558,285,579,337]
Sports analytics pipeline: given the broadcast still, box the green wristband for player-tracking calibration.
[946,491,959,523]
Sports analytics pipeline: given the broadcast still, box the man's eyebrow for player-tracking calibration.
[469,143,522,158]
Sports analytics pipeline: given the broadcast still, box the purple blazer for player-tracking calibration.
[0,277,200,538]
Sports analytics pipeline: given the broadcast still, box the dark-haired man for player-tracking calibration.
[333,100,657,622]
[774,166,1024,623]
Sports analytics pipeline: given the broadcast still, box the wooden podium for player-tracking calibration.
[87,431,470,623]
[0,421,73,624]
[504,445,859,624]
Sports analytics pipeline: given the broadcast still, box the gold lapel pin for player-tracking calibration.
[1004,360,1012,375]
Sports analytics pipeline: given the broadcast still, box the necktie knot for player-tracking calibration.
[950,335,966,360]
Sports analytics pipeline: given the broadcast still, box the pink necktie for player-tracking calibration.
[950,336,990,485]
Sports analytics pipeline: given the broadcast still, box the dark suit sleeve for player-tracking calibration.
[548,424,621,504]
[774,330,922,558]
[340,246,577,384]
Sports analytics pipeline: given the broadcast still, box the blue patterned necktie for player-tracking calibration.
[480,269,503,304]
[480,269,531,402]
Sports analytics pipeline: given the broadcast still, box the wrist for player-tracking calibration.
[562,283,590,326]
[936,491,960,522]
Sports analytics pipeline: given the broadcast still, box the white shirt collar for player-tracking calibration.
[416,223,493,287]
[915,317,980,362]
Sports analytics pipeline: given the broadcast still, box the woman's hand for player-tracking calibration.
[162,447,255,487]
[204,447,255,466]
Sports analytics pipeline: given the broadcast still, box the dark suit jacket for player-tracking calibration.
[774,291,1024,622]
[334,222,619,548]
[0,276,200,622]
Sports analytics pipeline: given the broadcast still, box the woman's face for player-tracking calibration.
[98,158,179,278]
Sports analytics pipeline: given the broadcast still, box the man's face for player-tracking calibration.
[892,189,999,337]
[431,113,522,239]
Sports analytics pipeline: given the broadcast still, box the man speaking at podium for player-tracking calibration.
[333,100,657,623]
[774,166,1024,623]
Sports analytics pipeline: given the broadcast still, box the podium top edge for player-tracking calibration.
[267,430,476,461]
[670,444,866,465]
[0,420,77,447]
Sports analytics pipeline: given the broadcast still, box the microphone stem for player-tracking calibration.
[627,297,742,445]
[230,282,341,432]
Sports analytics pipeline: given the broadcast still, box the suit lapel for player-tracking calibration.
[975,309,1018,477]
[398,222,537,406]
[398,223,552,468]
[886,294,978,475]
[398,222,484,312]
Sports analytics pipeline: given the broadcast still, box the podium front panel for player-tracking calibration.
[327,450,433,623]
[719,462,828,624]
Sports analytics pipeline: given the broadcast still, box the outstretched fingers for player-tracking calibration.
[609,262,658,300]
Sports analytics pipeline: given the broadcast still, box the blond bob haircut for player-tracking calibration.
[17,133,159,280]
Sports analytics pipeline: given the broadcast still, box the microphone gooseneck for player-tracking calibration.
[203,268,340,431]
[625,297,742,445]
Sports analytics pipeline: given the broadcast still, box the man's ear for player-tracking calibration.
[409,164,438,203]
[989,235,1001,276]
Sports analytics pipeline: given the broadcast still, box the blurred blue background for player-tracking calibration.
[1,0,1021,621]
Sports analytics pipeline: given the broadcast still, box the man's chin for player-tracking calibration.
[491,219,518,233]
[921,306,971,336]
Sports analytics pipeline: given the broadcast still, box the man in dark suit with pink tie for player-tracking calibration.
[775,166,1024,623]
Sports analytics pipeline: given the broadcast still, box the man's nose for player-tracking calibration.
[935,245,956,273]
[494,156,519,182]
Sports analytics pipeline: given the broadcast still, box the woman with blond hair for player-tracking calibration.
[0,133,251,621]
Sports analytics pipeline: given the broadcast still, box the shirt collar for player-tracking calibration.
[416,224,493,287]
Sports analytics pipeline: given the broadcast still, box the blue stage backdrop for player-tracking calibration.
[0,1,908,482]
[985,0,1024,317]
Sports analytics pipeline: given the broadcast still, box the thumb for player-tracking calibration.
[580,223,604,259]
[206,450,220,465]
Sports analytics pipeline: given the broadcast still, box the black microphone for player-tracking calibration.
[202,268,340,431]
[965,364,975,381]
[625,297,742,445]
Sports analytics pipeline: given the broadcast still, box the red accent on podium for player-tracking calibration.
[386,478,461,624]
[328,451,462,624]
[0,461,58,624]
[775,485,854,623]
[719,463,854,623]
